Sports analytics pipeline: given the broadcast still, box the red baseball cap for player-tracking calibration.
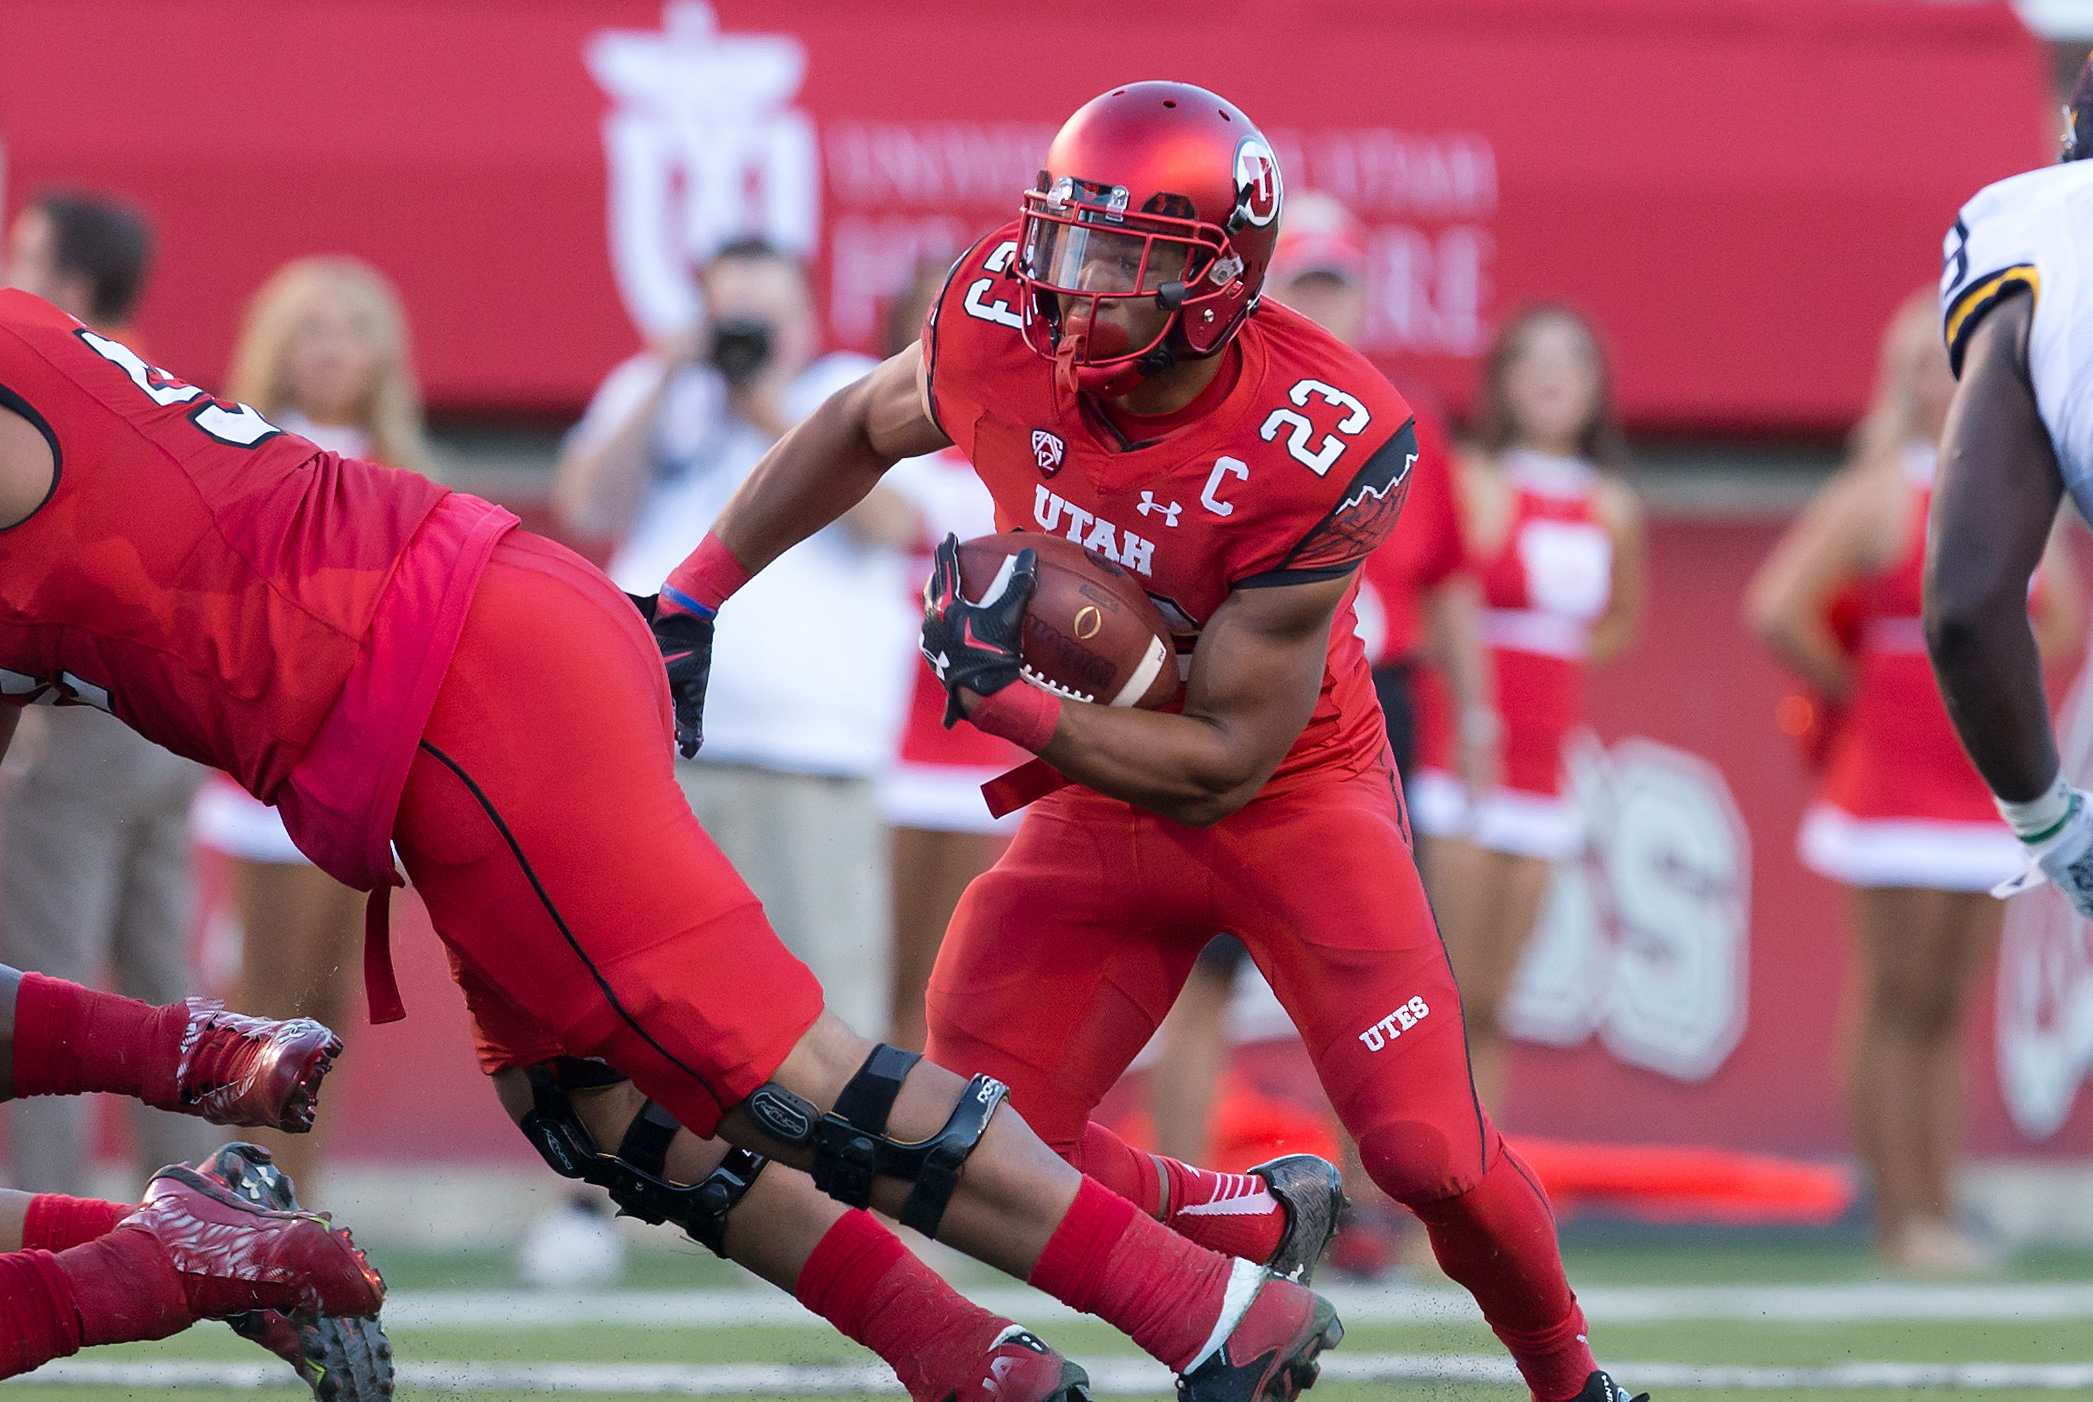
[1271,190,1367,286]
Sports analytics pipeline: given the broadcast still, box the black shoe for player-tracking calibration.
[1573,1370,1649,1402]
[203,1144,396,1401]
[1248,1155,1347,1285]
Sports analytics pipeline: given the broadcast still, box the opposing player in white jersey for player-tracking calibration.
[1927,52,2093,912]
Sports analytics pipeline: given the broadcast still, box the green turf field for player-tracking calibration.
[7,1228,2091,1399]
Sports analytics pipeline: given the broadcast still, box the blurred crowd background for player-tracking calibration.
[3,0,2093,1282]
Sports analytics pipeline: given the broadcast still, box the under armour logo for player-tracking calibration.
[1031,429,1065,475]
[1136,491,1182,527]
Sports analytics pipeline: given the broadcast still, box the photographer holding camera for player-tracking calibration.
[555,238,918,1038]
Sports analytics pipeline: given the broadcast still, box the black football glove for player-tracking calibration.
[920,534,1036,728]
[629,591,716,758]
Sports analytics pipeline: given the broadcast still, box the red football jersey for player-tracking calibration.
[0,289,512,886]
[926,225,1419,785]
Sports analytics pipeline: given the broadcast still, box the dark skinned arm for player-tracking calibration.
[1923,291,2063,802]
[708,346,950,573]
[701,347,1345,826]
[1007,573,1353,828]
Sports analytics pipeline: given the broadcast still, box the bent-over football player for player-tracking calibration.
[0,275,1337,1402]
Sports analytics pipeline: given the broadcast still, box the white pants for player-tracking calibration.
[676,760,893,1041]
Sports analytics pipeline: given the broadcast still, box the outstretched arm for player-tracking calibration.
[1923,292,2062,802]
[640,348,950,755]
[707,346,951,578]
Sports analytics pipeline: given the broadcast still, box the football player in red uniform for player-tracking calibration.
[0,285,1337,1401]
[656,82,1638,1402]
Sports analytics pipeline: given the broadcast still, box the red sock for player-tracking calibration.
[794,1210,1011,1402]
[1075,1122,1286,1265]
[1029,1175,1261,1373]
[1410,1143,1595,1402]
[51,1226,190,1347]
[0,1251,83,1379]
[1072,1121,1164,1209]
[21,1196,130,1252]
[9,973,186,1104]
[1157,1155,1286,1264]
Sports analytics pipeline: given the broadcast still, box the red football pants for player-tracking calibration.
[391,531,825,1139]
[926,757,1498,1206]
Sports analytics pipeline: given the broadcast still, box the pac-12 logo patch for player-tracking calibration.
[1032,429,1065,476]
[1234,136,1282,228]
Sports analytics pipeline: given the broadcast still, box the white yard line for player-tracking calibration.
[11,1354,2093,1393]
[374,1278,2093,1330]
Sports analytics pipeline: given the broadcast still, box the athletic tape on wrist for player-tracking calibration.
[1998,770,2074,843]
[664,532,752,616]
[968,682,1061,753]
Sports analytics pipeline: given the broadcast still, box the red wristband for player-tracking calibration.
[968,681,1062,753]
[662,532,752,617]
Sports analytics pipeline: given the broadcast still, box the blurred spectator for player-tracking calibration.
[1142,193,1495,1278]
[555,240,916,1037]
[1415,304,1646,1113]
[0,189,218,1192]
[189,254,437,1196]
[875,261,1020,1051]
[1746,290,2081,1274]
[4,192,153,344]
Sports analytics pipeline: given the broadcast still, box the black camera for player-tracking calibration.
[709,319,773,387]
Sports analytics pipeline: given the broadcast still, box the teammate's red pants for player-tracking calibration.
[391,531,824,1138]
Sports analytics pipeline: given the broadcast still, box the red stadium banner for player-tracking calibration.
[0,0,2052,429]
[1503,519,2093,1162]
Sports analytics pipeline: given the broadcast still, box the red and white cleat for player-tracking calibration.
[123,1163,385,1321]
[152,1000,343,1131]
[948,1325,1091,1402]
[1176,1274,1342,1402]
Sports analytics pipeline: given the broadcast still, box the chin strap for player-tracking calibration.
[1054,334,1088,396]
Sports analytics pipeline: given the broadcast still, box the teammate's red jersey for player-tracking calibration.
[0,289,514,888]
[926,225,1420,785]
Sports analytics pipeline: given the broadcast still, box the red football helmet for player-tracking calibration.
[1015,81,1284,395]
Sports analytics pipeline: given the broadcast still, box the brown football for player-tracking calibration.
[955,531,1180,709]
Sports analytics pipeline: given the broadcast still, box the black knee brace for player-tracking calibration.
[517,1057,767,1256]
[742,1043,1006,1237]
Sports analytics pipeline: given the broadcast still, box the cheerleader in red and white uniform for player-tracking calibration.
[1417,305,1646,1112]
[1748,290,2081,1274]
[874,265,1025,1051]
